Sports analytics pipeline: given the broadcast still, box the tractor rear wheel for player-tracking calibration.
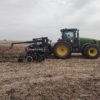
[53,41,71,59]
[81,44,90,56]
[84,44,99,59]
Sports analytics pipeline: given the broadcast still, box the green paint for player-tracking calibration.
[60,28,100,53]
[79,37,100,51]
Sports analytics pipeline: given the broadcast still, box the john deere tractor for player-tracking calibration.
[53,28,100,59]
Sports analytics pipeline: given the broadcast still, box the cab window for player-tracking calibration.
[63,31,75,43]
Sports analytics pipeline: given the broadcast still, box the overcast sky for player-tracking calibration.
[0,0,100,41]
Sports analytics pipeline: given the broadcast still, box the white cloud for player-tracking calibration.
[0,0,100,41]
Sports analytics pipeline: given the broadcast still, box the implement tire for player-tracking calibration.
[53,41,71,59]
[84,44,99,59]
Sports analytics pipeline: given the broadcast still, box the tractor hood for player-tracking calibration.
[79,37,98,41]
[79,37,100,50]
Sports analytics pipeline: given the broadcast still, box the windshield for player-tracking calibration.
[62,31,75,43]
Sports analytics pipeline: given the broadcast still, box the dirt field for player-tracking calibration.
[0,42,100,100]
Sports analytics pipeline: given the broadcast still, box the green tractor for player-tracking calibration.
[53,28,100,59]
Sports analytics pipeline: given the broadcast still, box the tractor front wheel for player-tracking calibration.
[53,41,71,59]
[84,45,99,59]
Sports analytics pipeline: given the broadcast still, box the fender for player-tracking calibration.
[81,43,90,52]
[81,41,96,52]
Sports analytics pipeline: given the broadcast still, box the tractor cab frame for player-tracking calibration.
[60,28,79,52]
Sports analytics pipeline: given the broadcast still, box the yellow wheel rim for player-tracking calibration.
[57,45,68,56]
[88,48,97,56]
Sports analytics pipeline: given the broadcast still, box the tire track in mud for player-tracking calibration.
[0,77,100,100]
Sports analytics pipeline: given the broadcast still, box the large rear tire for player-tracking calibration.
[84,44,99,59]
[81,44,90,56]
[53,41,71,59]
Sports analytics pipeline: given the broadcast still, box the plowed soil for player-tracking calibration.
[0,43,100,100]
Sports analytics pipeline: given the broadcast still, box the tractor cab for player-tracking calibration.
[60,28,79,48]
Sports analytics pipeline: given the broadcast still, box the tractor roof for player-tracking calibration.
[60,28,78,32]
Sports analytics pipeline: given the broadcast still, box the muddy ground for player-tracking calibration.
[0,44,100,100]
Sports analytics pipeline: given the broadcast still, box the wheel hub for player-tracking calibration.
[57,45,68,56]
[90,50,94,53]
[88,48,97,56]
